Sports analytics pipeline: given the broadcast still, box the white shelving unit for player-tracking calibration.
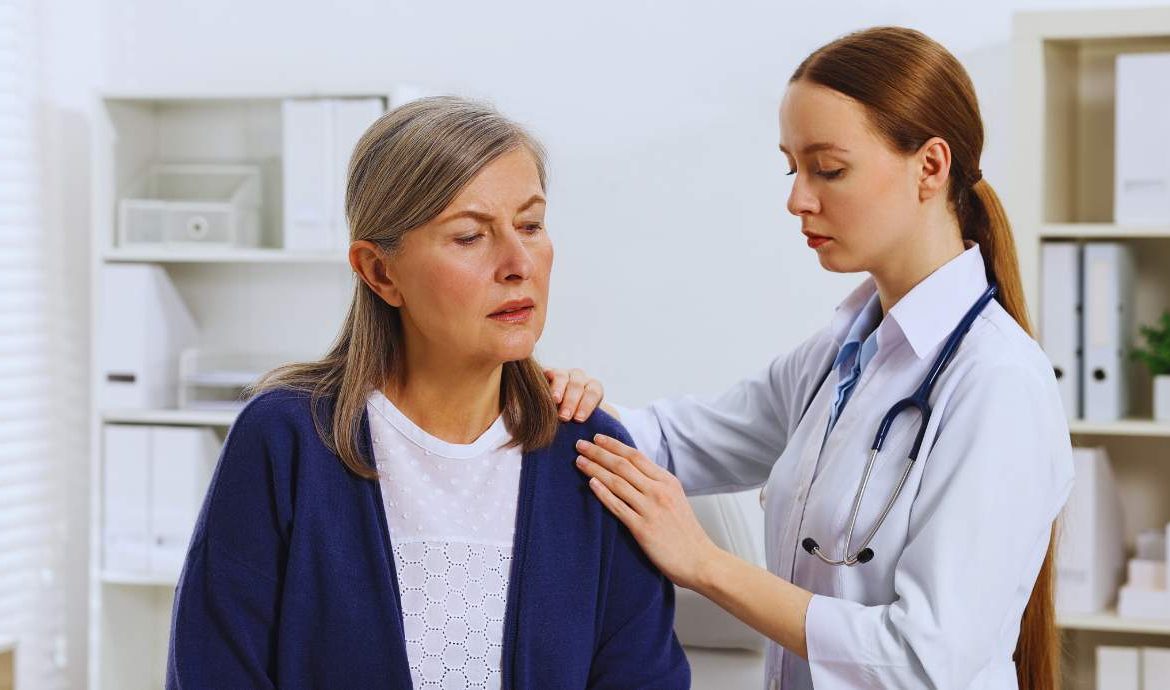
[1012,7,1170,689]
[86,90,402,690]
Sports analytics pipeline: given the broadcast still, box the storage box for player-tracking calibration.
[117,164,262,248]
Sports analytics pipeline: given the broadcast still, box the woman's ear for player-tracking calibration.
[916,136,952,202]
[349,240,404,307]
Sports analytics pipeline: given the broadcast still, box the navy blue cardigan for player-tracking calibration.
[166,389,690,689]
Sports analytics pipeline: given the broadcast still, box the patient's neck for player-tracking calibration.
[384,350,503,445]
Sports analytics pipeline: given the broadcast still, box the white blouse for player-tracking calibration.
[620,245,1075,689]
[367,390,522,690]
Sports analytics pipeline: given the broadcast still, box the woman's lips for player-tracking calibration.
[488,306,534,324]
[807,236,831,249]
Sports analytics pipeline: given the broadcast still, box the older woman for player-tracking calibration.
[166,97,689,690]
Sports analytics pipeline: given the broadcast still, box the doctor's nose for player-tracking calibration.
[786,176,820,217]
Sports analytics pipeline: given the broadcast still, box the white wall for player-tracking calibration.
[39,0,1163,686]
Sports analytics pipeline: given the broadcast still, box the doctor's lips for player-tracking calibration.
[488,298,536,324]
[803,230,832,249]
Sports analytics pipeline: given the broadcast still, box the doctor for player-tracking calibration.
[556,26,1073,690]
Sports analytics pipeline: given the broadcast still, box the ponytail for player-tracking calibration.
[965,179,1060,690]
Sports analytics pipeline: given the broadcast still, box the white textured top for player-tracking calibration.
[367,390,522,690]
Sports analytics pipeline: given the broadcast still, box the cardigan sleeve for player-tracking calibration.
[587,424,691,689]
[166,399,291,689]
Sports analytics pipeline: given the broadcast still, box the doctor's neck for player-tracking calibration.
[870,212,966,315]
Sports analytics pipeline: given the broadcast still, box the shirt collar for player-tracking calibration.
[832,291,882,370]
[888,243,990,359]
[830,242,990,360]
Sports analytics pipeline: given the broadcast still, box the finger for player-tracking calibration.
[587,476,643,530]
[544,369,568,403]
[591,434,672,481]
[559,369,587,421]
[572,382,604,422]
[575,455,651,514]
[575,438,654,492]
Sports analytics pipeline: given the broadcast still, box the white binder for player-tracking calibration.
[1040,242,1082,419]
[282,98,386,252]
[98,265,198,410]
[1115,52,1170,225]
[102,424,218,577]
[331,98,385,249]
[1145,647,1170,690]
[149,427,218,578]
[1097,647,1140,690]
[1082,242,1133,422]
[1056,447,1124,614]
[282,99,334,251]
[102,425,152,573]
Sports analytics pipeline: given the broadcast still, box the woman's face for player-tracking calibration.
[779,79,922,274]
[385,147,553,369]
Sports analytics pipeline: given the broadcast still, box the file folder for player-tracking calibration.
[103,425,152,573]
[1082,242,1133,422]
[1097,647,1140,690]
[1056,447,1124,614]
[98,265,198,410]
[150,427,217,577]
[1115,52,1170,225]
[282,99,334,251]
[1040,242,1082,419]
[331,98,385,249]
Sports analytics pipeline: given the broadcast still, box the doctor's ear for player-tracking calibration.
[349,240,405,308]
[915,136,952,202]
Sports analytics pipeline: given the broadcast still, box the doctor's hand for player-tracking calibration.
[575,434,721,592]
[544,368,613,422]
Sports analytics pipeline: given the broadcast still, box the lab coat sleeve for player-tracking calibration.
[615,327,837,495]
[803,363,1074,688]
[588,429,691,689]
[166,402,289,689]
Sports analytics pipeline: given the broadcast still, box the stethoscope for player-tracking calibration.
[800,283,999,567]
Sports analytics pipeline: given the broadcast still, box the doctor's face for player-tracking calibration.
[383,147,553,370]
[779,80,922,274]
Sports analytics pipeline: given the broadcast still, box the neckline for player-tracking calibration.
[367,389,511,459]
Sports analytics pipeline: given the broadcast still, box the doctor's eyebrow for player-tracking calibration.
[778,142,850,155]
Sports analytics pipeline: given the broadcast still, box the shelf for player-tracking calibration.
[102,409,238,427]
[1068,419,1170,437]
[100,571,179,587]
[103,248,350,265]
[1059,608,1170,635]
[1040,224,1170,240]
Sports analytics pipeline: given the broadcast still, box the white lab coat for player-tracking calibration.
[619,245,1074,689]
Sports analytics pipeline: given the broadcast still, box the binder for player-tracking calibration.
[1082,243,1133,422]
[1056,447,1124,614]
[103,425,152,573]
[1040,242,1082,419]
[1145,647,1170,690]
[282,99,334,251]
[283,98,386,252]
[1097,647,1140,690]
[150,427,217,577]
[98,265,198,410]
[1115,52,1170,225]
[331,98,386,249]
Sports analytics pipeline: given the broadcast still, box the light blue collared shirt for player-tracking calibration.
[826,291,882,436]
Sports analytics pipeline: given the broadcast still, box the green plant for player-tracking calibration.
[1131,311,1170,377]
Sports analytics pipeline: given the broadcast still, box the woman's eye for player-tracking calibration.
[455,234,482,246]
[817,169,845,180]
[786,169,797,177]
[521,223,544,234]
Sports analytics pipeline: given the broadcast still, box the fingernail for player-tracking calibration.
[560,412,571,421]
[575,456,586,467]
[574,413,586,422]
[575,439,587,450]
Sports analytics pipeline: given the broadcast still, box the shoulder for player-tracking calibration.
[547,408,634,455]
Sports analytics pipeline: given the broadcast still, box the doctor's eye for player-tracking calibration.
[786,169,797,177]
[817,169,845,180]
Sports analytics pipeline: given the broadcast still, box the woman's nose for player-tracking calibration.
[496,230,535,282]
[787,175,820,217]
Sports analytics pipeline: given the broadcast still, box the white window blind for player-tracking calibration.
[0,0,68,687]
